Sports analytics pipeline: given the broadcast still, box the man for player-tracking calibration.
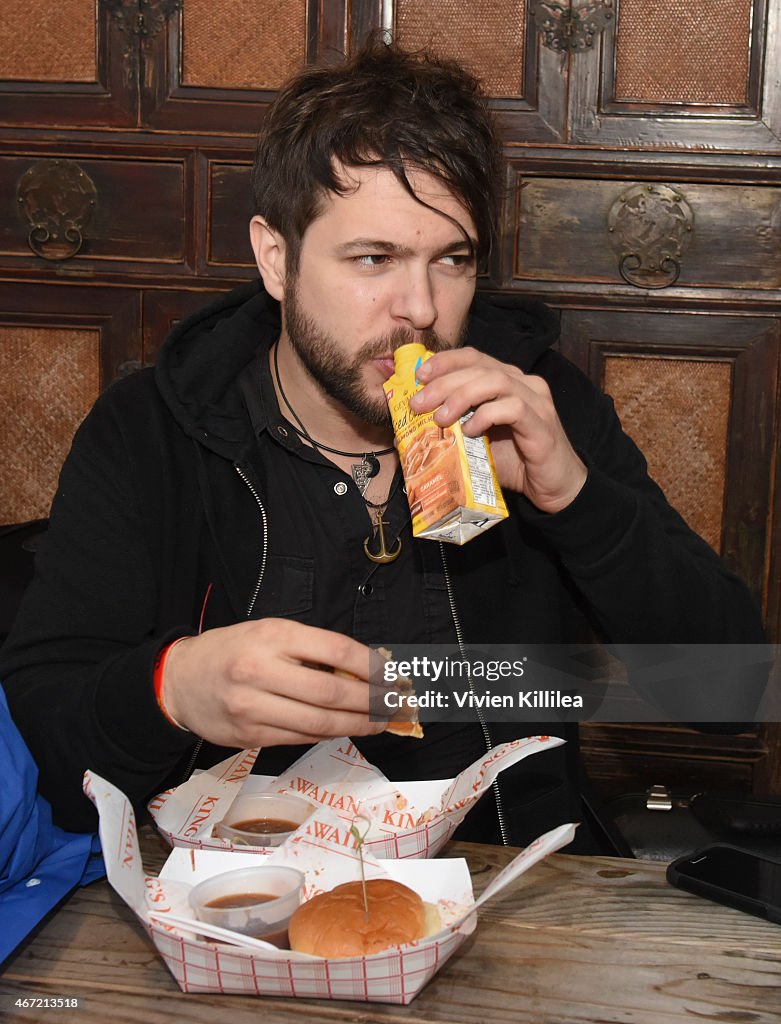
[0,41,765,845]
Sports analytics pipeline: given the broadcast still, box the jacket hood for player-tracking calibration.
[155,279,560,459]
[469,291,559,369]
[155,281,278,459]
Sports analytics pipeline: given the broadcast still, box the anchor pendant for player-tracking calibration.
[363,511,401,564]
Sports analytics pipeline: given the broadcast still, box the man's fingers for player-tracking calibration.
[165,619,388,748]
[242,723,385,748]
[229,690,387,747]
[412,364,540,430]
[260,661,377,711]
[246,618,373,681]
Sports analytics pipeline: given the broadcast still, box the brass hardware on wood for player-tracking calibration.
[102,0,182,42]
[646,785,673,811]
[16,160,98,262]
[607,184,694,289]
[531,1,614,52]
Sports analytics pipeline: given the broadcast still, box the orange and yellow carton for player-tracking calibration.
[383,343,508,544]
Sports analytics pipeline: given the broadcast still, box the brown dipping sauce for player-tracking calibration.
[229,817,300,835]
[204,892,289,947]
[206,892,275,909]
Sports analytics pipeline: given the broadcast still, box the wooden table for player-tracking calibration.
[1,826,780,1023]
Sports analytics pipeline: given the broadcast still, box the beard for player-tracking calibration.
[283,280,468,427]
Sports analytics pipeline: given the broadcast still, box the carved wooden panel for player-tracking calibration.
[568,0,780,151]
[564,308,781,803]
[0,325,99,523]
[510,175,781,291]
[0,282,141,389]
[0,3,137,128]
[613,0,752,106]
[0,155,188,269]
[580,723,768,802]
[395,0,527,97]
[558,310,779,617]
[0,284,141,523]
[602,355,731,553]
[181,0,307,90]
[141,0,320,133]
[388,0,565,143]
[2,0,97,82]
[205,160,255,273]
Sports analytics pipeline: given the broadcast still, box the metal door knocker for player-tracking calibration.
[16,159,97,261]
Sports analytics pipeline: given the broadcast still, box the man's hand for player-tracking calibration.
[411,347,587,513]
[159,618,388,745]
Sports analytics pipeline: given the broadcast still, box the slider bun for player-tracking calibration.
[288,878,437,958]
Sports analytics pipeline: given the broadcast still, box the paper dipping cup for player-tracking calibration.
[188,865,305,945]
[214,792,315,847]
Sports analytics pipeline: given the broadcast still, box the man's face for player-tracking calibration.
[280,165,478,427]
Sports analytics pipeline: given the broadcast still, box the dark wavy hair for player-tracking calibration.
[251,38,503,271]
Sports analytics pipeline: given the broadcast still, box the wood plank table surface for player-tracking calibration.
[1,825,780,1023]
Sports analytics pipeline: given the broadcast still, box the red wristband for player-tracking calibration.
[153,636,192,732]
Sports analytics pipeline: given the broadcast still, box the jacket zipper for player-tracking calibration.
[235,464,270,618]
[439,542,510,846]
[179,463,269,784]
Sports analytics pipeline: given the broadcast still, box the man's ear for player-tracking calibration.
[249,216,287,301]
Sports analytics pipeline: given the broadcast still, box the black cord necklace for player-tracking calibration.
[271,343,401,564]
[272,343,393,492]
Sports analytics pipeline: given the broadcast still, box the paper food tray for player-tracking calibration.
[148,734,564,859]
[85,770,576,1004]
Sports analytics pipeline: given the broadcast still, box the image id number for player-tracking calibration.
[13,998,79,1009]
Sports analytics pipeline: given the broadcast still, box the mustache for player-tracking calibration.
[357,328,452,362]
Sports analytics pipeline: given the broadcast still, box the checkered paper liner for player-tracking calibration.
[147,734,564,859]
[85,770,575,1004]
[146,919,469,1001]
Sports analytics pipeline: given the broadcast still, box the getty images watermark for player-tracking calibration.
[368,644,780,724]
[381,654,584,711]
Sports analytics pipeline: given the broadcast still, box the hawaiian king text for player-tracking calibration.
[290,777,362,816]
[182,794,221,837]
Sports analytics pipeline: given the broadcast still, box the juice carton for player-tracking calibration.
[383,343,508,544]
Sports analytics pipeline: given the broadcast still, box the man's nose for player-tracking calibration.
[390,266,437,330]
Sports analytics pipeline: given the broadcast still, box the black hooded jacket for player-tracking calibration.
[0,281,765,838]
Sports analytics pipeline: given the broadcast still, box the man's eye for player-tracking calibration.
[440,254,472,267]
[354,254,391,267]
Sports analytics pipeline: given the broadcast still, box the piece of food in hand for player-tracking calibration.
[288,878,441,958]
[384,714,424,739]
[334,646,424,739]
